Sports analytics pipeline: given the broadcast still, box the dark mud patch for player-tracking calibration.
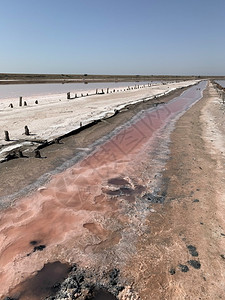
[46,265,125,300]
[86,288,117,300]
[105,183,145,199]
[169,268,176,275]
[27,243,46,256]
[30,240,38,245]
[193,199,200,203]
[143,192,165,204]
[179,264,189,272]
[188,260,201,269]
[108,177,130,186]
[33,244,46,252]
[187,245,199,257]
[105,187,134,196]
[7,262,70,300]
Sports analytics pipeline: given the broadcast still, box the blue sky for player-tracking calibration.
[0,0,225,75]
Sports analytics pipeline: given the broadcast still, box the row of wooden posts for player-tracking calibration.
[3,83,153,159]
[8,97,39,108]
[8,84,152,107]
[66,84,151,99]
[5,83,153,140]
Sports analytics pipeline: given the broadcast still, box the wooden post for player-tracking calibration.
[75,94,77,98]
[107,88,109,94]
[35,100,38,104]
[101,89,104,94]
[19,97,23,106]
[81,93,83,97]
[25,125,30,135]
[67,92,70,99]
[9,103,13,108]
[96,89,98,94]
[4,131,10,141]
[34,150,41,158]
[24,101,27,106]
[80,122,82,127]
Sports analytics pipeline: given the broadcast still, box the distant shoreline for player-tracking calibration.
[0,73,222,85]
[0,79,154,85]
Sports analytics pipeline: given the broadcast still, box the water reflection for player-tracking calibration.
[0,81,159,100]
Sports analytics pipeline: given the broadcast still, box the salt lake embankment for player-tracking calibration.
[0,80,197,201]
[1,80,224,300]
[0,80,197,148]
[0,81,209,299]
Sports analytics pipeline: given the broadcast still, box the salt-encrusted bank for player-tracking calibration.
[0,80,198,160]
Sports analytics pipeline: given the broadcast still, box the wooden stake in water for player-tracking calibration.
[19,97,23,107]
[67,92,71,99]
